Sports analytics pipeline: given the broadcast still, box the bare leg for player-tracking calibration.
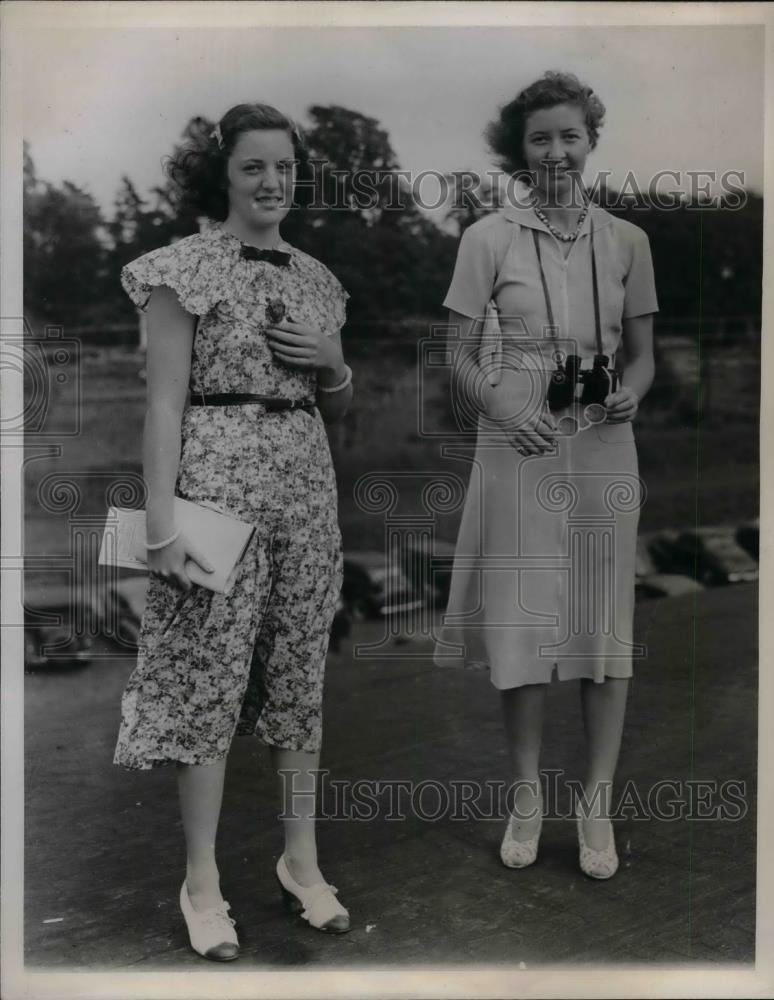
[272,747,325,887]
[579,676,629,849]
[177,757,228,911]
[501,683,547,838]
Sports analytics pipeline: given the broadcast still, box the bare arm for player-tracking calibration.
[141,286,214,590]
[448,309,556,454]
[605,313,655,423]
[142,285,195,541]
[448,308,487,412]
[315,329,353,424]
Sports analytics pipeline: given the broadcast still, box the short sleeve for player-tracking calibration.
[120,237,216,317]
[442,222,497,319]
[328,275,349,336]
[622,228,659,319]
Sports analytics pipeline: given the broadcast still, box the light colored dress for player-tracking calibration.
[114,224,348,769]
[433,202,659,688]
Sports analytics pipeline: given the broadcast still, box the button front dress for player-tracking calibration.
[113,225,348,769]
[433,203,659,688]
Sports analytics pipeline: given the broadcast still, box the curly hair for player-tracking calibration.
[485,71,606,178]
[165,103,311,221]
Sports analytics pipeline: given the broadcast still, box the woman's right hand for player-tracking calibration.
[147,533,215,591]
[481,381,558,455]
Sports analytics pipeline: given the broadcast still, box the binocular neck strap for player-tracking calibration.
[590,218,603,356]
[532,215,604,357]
[532,229,556,330]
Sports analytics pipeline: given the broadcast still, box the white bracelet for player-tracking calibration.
[145,527,181,551]
[317,364,352,394]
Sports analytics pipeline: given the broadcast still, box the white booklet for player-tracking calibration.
[98,497,255,595]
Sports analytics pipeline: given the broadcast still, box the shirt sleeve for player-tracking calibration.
[622,228,659,318]
[442,222,497,319]
[328,274,349,336]
[121,237,215,317]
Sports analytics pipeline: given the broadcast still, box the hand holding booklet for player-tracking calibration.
[98,497,256,595]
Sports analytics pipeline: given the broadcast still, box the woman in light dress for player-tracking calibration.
[435,72,658,878]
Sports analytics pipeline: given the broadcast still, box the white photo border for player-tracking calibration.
[2,2,772,998]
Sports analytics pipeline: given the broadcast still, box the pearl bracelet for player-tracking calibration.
[317,364,352,394]
[145,527,181,551]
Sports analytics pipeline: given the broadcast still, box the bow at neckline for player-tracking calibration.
[239,245,291,267]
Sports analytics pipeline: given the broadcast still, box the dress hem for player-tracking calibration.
[433,654,632,688]
[113,727,322,771]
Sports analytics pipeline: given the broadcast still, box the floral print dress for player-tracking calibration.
[113,223,348,769]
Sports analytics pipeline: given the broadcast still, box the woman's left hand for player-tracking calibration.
[604,387,639,423]
[266,320,341,372]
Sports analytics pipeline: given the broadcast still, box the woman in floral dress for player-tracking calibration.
[114,104,353,960]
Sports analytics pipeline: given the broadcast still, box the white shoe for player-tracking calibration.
[576,806,619,880]
[276,855,350,933]
[179,882,240,961]
[500,810,542,869]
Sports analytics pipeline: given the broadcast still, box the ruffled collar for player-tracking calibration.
[208,222,295,255]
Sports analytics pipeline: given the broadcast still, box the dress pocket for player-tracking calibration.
[593,420,635,444]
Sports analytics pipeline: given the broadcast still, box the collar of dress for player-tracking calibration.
[501,199,615,238]
[209,223,295,255]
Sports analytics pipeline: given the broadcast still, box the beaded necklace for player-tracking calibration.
[530,197,590,242]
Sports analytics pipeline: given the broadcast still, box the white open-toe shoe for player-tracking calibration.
[576,806,619,880]
[276,855,350,934]
[500,809,543,869]
[179,881,240,961]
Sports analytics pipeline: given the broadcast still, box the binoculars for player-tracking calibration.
[546,354,620,412]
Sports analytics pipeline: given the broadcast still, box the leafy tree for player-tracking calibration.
[286,105,457,330]
[442,170,501,235]
[24,108,764,338]
[606,188,763,324]
[104,177,188,318]
[24,142,109,326]
[108,177,176,255]
[299,105,405,228]
[150,115,215,240]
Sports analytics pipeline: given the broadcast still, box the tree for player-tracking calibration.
[608,189,763,323]
[104,176,187,317]
[24,143,110,326]
[151,115,215,240]
[441,170,501,236]
[285,105,458,330]
[295,105,419,230]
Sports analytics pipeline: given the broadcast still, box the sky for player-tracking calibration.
[22,23,764,217]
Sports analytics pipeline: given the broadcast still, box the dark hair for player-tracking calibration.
[485,71,606,177]
[165,103,311,221]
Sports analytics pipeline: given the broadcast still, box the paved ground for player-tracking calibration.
[23,583,757,969]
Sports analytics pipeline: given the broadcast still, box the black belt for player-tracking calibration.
[189,392,316,412]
